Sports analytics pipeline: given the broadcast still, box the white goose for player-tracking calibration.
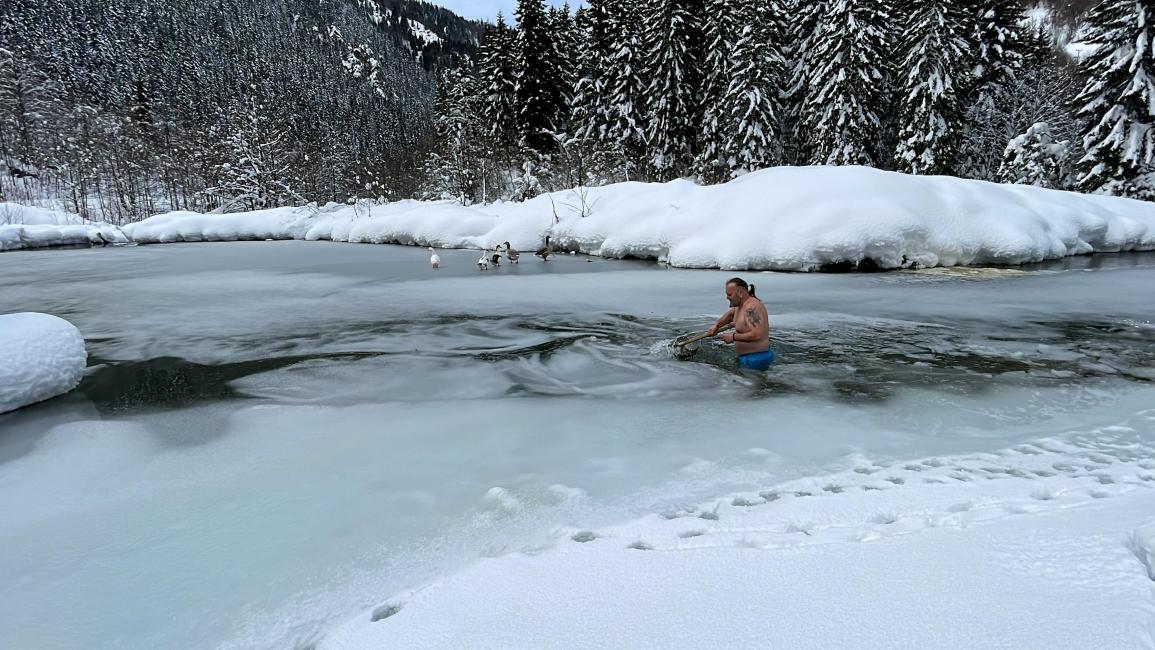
[477,249,490,270]
[428,247,441,269]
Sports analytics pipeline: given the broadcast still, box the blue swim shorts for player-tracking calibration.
[738,349,776,370]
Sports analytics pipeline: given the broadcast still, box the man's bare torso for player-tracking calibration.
[733,297,770,356]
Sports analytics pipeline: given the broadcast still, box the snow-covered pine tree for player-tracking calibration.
[806,0,892,166]
[570,0,617,182]
[1011,26,1081,146]
[548,4,578,138]
[956,1,1027,180]
[478,14,518,159]
[694,0,742,184]
[641,0,705,181]
[420,66,483,203]
[893,0,971,176]
[1074,0,1155,198]
[207,96,304,212]
[514,0,565,152]
[570,1,610,145]
[0,46,62,180]
[207,99,304,212]
[718,0,788,178]
[784,0,831,164]
[600,0,648,180]
[967,1,1025,92]
[997,121,1071,188]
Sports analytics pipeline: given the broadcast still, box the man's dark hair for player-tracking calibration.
[726,276,756,298]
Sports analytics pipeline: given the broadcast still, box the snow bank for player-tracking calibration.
[0,203,129,252]
[319,439,1155,649]
[0,313,87,414]
[0,203,87,226]
[0,224,129,252]
[124,167,1155,271]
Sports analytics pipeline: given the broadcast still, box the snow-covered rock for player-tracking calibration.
[0,313,87,414]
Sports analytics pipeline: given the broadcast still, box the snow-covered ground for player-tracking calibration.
[123,167,1155,271]
[322,435,1155,649]
[0,313,87,414]
[0,203,128,252]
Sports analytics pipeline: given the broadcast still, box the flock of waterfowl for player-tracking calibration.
[427,236,555,270]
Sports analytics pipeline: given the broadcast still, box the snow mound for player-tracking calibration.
[0,224,129,252]
[0,203,129,251]
[0,313,87,414]
[124,167,1155,271]
[0,203,87,226]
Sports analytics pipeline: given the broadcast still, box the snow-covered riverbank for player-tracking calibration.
[123,166,1155,270]
[0,203,128,252]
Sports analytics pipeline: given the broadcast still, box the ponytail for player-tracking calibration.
[748,283,756,298]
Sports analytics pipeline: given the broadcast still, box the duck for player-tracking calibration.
[428,247,441,269]
[535,235,552,261]
[504,241,519,264]
[490,248,502,266]
[477,249,489,270]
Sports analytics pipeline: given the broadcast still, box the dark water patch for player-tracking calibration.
[818,257,886,273]
[81,353,382,412]
[1016,251,1155,272]
[465,336,589,362]
[668,316,1155,403]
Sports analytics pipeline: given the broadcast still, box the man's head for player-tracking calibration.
[725,277,750,307]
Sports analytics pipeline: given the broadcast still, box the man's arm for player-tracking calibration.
[706,308,735,336]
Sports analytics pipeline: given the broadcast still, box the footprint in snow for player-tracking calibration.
[371,603,402,622]
[759,490,782,502]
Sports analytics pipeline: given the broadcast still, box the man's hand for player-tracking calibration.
[721,332,735,344]
[706,325,717,337]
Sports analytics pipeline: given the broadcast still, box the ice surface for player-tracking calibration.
[1,243,1154,649]
[0,313,87,414]
[123,167,1155,270]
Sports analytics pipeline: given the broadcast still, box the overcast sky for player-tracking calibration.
[432,1,583,23]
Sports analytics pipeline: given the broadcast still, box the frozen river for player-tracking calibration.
[2,242,1154,649]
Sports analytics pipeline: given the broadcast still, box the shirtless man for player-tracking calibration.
[706,277,775,370]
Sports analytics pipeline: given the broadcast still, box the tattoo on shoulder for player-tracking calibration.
[746,308,761,327]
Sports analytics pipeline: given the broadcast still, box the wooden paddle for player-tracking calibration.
[674,324,733,348]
